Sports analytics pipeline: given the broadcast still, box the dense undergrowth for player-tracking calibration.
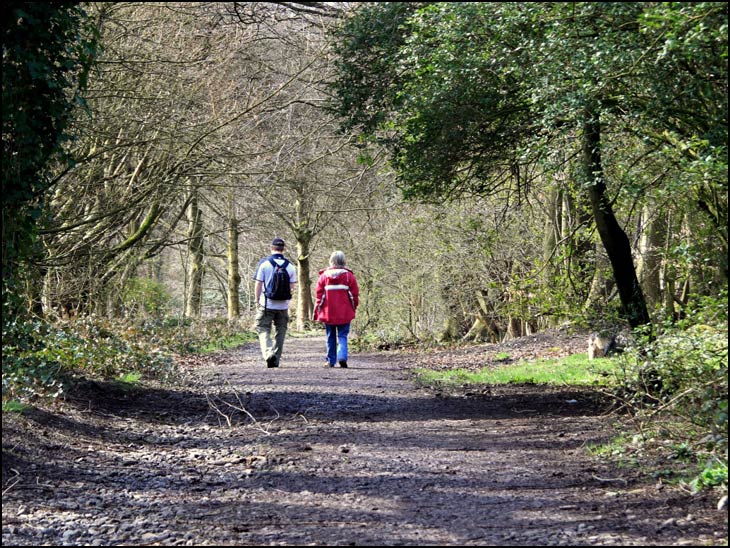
[612,297,728,498]
[2,315,256,403]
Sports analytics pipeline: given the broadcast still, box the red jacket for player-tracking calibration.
[313,267,359,325]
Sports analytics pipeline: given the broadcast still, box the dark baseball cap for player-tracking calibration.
[271,237,285,247]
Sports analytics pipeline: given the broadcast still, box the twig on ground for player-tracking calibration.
[2,469,21,496]
[204,381,274,435]
[592,474,629,485]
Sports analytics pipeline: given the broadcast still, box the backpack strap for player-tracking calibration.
[268,257,289,270]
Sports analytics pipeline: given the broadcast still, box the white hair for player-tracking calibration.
[329,251,346,267]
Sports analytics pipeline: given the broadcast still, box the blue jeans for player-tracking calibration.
[325,323,350,365]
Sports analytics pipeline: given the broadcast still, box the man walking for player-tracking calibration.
[253,238,297,368]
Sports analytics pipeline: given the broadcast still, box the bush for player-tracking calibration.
[2,316,176,401]
[138,316,256,353]
[634,324,727,425]
[2,313,262,402]
[615,291,728,490]
[350,329,418,351]
[689,458,728,493]
[2,317,69,399]
[122,277,172,318]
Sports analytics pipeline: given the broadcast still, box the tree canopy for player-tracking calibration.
[2,2,99,318]
[331,1,728,328]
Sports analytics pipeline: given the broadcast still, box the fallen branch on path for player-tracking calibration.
[204,381,279,435]
[2,469,21,496]
[591,474,629,485]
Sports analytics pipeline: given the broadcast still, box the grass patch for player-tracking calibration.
[416,353,619,387]
[587,434,632,458]
[2,400,31,413]
[115,372,142,385]
[112,371,143,393]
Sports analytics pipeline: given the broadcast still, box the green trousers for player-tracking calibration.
[255,307,289,362]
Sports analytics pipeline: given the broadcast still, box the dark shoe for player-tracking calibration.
[339,360,348,368]
[266,355,279,368]
[324,362,335,368]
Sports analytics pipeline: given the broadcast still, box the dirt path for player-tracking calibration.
[2,335,726,546]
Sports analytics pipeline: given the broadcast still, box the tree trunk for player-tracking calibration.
[541,185,563,327]
[227,200,240,320]
[438,277,462,342]
[292,191,315,331]
[462,316,494,343]
[582,111,651,330]
[185,188,204,318]
[637,204,667,311]
[294,232,313,331]
[542,185,560,281]
[660,210,680,319]
[560,178,594,301]
[506,316,523,340]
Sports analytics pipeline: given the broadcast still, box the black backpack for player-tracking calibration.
[264,258,292,300]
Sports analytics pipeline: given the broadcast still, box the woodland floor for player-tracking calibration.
[2,330,727,546]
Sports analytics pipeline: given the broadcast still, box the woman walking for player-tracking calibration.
[313,251,360,368]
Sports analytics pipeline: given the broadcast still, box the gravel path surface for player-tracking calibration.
[2,335,726,546]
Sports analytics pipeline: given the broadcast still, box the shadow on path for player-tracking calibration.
[3,336,724,547]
